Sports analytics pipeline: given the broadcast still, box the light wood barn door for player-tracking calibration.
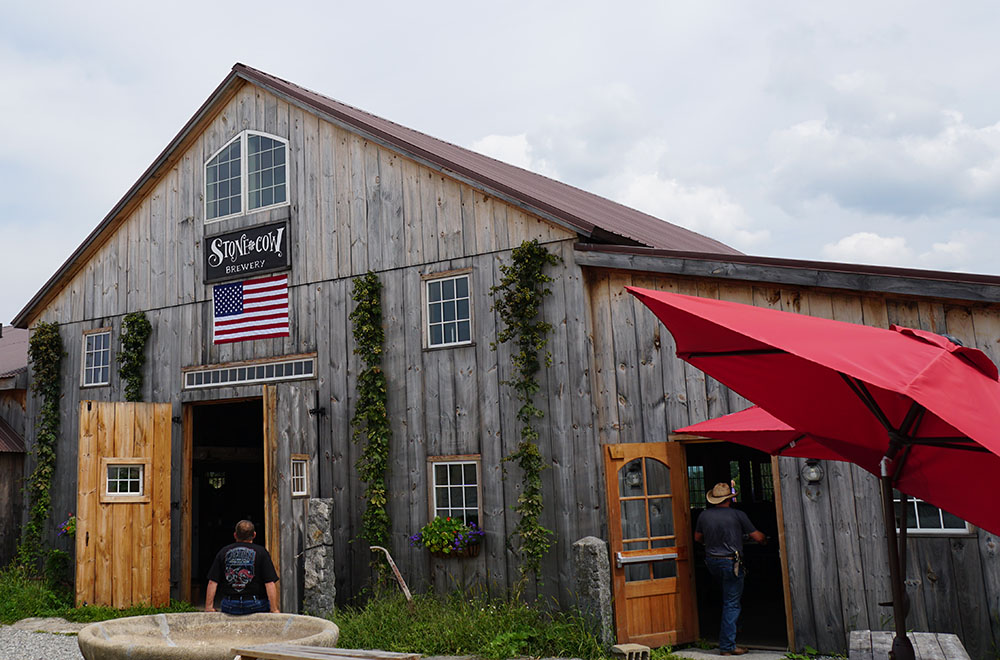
[76,401,172,607]
[604,442,697,647]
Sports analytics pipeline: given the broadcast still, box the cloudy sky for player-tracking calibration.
[3,1,1000,324]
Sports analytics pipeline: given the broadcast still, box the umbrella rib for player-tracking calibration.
[839,373,895,431]
[777,434,808,455]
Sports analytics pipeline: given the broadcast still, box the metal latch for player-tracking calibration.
[616,551,677,568]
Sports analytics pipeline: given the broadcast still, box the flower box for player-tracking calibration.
[430,540,482,559]
[410,516,484,558]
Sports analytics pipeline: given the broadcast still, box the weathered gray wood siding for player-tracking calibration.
[585,268,1000,657]
[23,80,602,611]
[0,390,26,567]
[0,452,24,566]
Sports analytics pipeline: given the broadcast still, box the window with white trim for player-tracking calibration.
[425,273,472,348]
[291,454,309,497]
[100,457,151,503]
[895,491,971,534]
[82,329,112,386]
[429,458,480,526]
[205,131,288,222]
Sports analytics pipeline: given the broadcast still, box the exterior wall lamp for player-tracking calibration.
[801,459,824,484]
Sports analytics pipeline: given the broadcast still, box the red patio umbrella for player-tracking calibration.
[627,286,1000,660]
[674,405,846,461]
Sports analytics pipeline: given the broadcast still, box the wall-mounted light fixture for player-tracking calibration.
[801,459,824,484]
[625,466,643,489]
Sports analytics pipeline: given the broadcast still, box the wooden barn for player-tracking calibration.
[12,63,1000,656]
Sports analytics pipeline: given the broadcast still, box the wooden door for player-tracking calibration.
[604,442,697,647]
[76,401,172,607]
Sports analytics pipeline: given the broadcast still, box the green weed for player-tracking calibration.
[0,565,194,625]
[330,590,694,660]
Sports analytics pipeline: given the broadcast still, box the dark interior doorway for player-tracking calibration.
[685,441,788,650]
[190,399,264,607]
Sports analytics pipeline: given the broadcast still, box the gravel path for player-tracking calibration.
[0,626,83,660]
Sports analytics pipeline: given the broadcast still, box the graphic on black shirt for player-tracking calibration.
[224,546,257,593]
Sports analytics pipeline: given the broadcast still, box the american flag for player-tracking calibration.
[213,274,290,344]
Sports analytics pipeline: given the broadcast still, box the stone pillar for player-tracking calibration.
[573,536,614,644]
[303,497,336,616]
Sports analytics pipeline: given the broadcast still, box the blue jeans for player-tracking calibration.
[705,556,744,652]
[220,595,270,615]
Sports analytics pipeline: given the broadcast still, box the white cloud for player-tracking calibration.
[768,76,1000,218]
[821,232,913,266]
[616,174,770,250]
[469,134,559,178]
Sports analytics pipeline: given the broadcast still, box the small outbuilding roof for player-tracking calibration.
[0,418,24,453]
[13,63,738,328]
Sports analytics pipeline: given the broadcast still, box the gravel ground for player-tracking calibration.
[0,626,83,660]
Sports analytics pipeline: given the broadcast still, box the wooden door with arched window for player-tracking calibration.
[604,442,697,647]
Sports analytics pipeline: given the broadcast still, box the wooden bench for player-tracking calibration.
[848,630,971,660]
[232,645,422,660]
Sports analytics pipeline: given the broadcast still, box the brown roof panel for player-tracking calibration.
[0,417,24,453]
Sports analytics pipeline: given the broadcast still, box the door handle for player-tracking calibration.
[616,551,677,568]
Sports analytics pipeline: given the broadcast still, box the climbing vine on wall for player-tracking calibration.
[16,321,64,572]
[350,271,391,547]
[490,239,562,584]
[117,311,152,402]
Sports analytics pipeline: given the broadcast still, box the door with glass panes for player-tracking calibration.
[603,442,697,647]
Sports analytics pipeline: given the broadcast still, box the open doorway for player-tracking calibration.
[189,399,264,607]
[685,441,788,650]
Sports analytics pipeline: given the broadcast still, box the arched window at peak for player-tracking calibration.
[205,130,288,222]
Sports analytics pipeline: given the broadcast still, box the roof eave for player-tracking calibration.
[574,243,1000,304]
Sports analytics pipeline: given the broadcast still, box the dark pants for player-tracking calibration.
[220,595,270,614]
[705,556,744,652]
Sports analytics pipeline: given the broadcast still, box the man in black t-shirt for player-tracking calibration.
[205,520,279,615]
[694,482,766,656]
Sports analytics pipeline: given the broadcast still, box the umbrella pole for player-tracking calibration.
[880,459,914,660]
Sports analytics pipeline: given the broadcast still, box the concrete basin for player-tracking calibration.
[77,612,339,660]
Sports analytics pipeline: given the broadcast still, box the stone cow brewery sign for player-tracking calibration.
[205,220,290,283]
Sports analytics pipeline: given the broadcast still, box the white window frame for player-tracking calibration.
[895,493,973,536]
[427,455,481,526]
[81,328,112,387]
[100,457,151,503]
[422,269,473,349]
[205,130,290,223]
[291,454,310,497]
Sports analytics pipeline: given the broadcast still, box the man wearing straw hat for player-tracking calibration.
[694,482,767,656]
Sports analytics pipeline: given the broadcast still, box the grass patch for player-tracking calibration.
[329,590,693,660]
[0,565,194,625]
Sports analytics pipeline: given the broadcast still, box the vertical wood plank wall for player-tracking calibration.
[585,269,1000,657]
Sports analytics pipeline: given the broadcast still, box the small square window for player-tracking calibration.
[82,329,112,387]
[100,457,151,503]
[425,273,472,348]
[291,455,309,497]
[428,457,481,526]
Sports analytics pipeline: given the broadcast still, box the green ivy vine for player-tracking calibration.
[117,311,152,402]
[490,239,562,584]
[16,321,64,572]
[350,271,391,548]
